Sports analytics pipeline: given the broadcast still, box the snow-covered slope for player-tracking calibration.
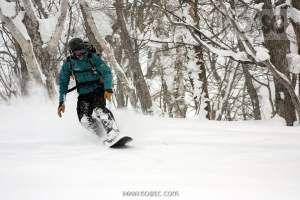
[1,96,300,200]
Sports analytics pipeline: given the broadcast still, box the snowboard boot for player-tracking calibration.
[93,108,121,142]
[80,115,102,136]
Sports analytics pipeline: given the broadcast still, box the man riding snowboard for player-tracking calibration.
[57,38,130,146]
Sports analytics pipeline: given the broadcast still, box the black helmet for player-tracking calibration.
[68,38,85,52]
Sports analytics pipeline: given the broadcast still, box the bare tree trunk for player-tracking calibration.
[256,0,296,125]
[115,0,153,113]
[242,64,261,120]
[291,0,300,99]
[217,64,238,120]
[115,77,126,108]
[187,0,212,119]
[242,84,247,120]
[14,40,29,96]
[173,35,187,118]
[106,30,126,108]
[291,0,300,55]
[195,46,212,119]
[159,47,173,117]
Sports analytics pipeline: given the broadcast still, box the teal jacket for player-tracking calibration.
[59,53,112,103]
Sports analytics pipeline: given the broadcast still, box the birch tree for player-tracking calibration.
[0,0,68,98]
[114,0,153,113]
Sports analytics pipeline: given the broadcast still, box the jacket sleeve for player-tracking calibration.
[92,54,113,91]
[59,61,72,103]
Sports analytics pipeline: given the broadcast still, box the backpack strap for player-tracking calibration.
[66,56,76,76]
[65,56,80,93]
[66,53,103,94]
[67,80,101,93]
[87,52,104,77]
[87,52,97,72]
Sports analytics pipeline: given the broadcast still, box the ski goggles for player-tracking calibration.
[73,49,86,59]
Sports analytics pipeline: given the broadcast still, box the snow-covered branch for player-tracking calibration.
[216,0,300,122]
[0,8,42,83]
[154,3,253,64]
[288,7,300,25]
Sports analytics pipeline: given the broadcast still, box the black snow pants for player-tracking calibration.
[77,85,115,136]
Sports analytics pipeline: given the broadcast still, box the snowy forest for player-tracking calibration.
[1,1,300,199]
[0,0,300,126]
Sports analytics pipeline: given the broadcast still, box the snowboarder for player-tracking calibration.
[57,38,131,146]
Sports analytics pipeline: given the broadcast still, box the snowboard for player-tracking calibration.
[103,135,133,148]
